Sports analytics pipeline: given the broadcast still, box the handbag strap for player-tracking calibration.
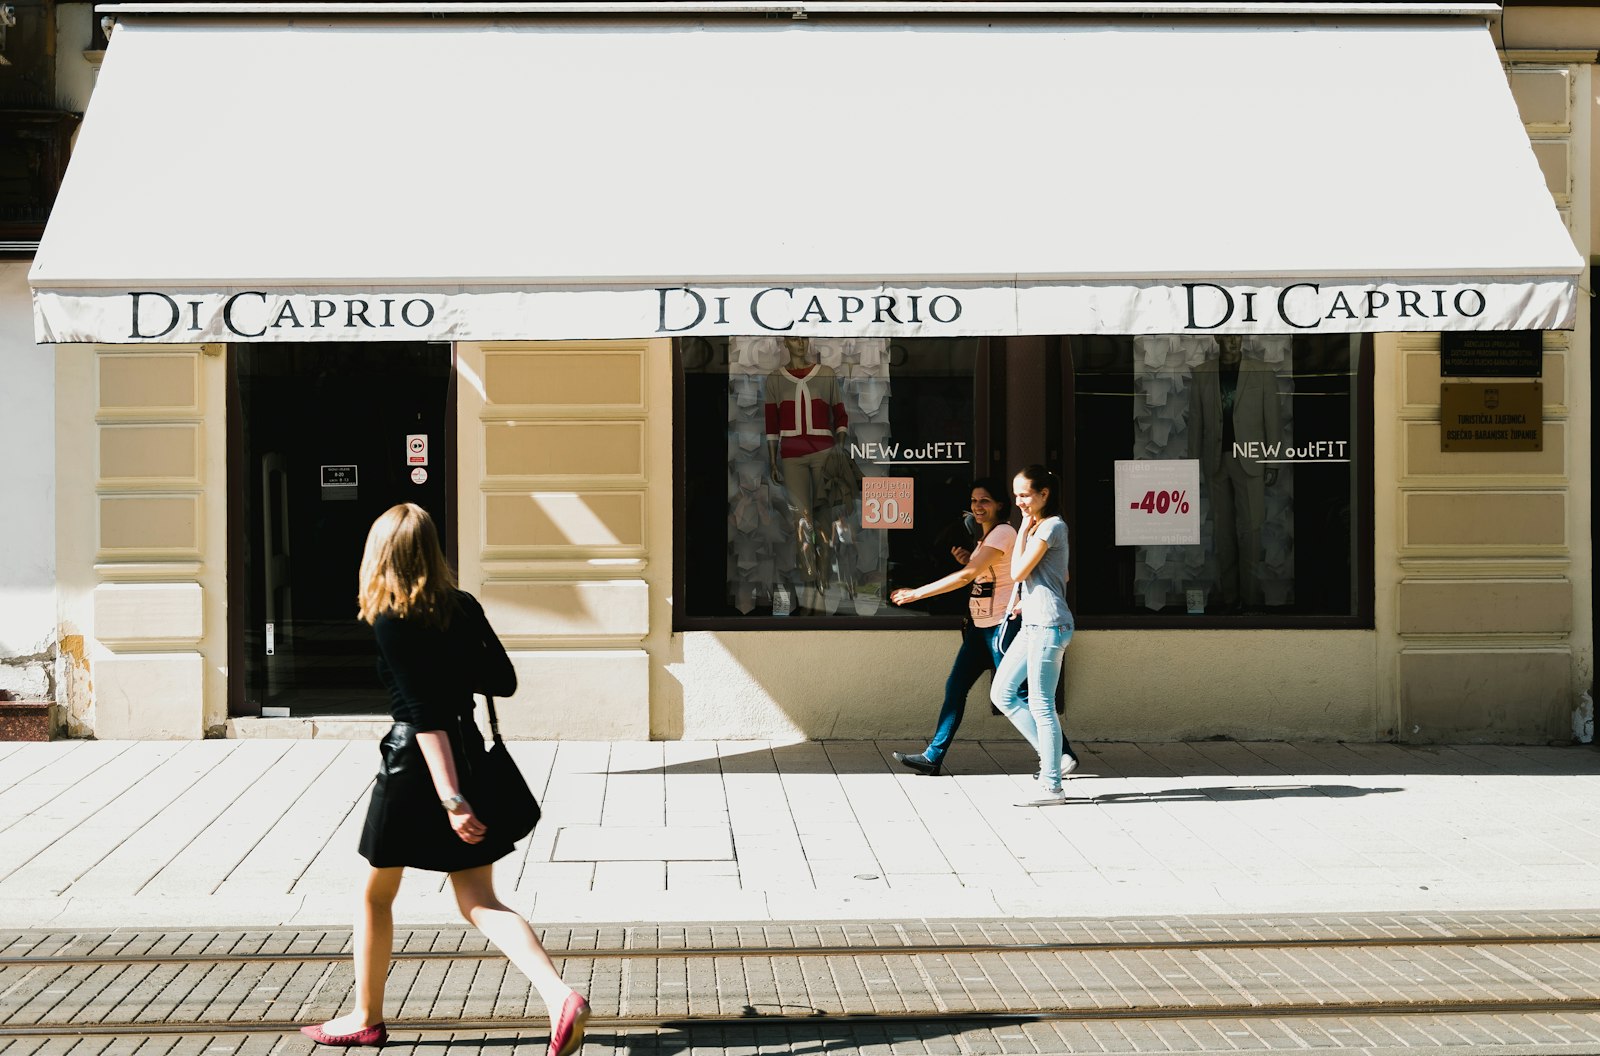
[484,695,506,746]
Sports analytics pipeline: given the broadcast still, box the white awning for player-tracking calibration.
[31,13,1581,342]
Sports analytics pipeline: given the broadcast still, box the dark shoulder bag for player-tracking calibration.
[467,696,541,842]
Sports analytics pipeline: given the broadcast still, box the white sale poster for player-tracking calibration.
[1114,459,1200,546]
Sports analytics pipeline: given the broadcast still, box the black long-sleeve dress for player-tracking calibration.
[357,590,520,872]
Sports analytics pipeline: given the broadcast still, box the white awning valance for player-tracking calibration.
[30,14,1581,342]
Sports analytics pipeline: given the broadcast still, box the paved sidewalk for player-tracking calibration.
[1,738,1597,929]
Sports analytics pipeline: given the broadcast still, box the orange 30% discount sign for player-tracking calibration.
[861,477,914,529]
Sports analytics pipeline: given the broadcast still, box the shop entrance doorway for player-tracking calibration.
[227,343,454,717]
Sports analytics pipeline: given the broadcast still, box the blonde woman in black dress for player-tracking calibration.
[302,503,589,1056]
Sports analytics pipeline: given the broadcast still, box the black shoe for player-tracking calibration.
[893,751,943,776]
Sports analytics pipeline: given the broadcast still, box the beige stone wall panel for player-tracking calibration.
[1397,578,1573,635]
[483,421,644,481]
[98,494,202,558]
[92,652,205,740]
[97,354,200,418]
[1402,348,1566,411]
[1404,422,1565,478]
[485,347,645,410]
[67,343,228,738]
[1532,139,1573,202]
[98,424,202,487]
[1383,54,1590,742]
[92,583,204,643]
[1509,65,1572,128]
[1399,648,1572,743]
[480,578,649,640]
[497,650,650,739]
[1402,491,1566,550]
[484,491,645,553]
[459,339,669,740]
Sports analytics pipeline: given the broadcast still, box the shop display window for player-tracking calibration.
[1069,333,1371,624]
[678,335,980,625]
[676,332,1371,631]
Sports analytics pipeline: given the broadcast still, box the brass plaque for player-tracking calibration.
[1440,382,1543,452]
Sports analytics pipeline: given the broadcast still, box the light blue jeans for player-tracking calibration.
[990,623,1071,789]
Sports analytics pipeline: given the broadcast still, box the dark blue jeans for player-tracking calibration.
[924,617,1074,765]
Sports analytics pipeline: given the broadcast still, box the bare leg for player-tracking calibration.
[450,864,576,1027]
[319,866,404,1031]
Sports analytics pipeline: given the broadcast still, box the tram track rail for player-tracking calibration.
[5,930,1600,969]
[3,996,1600,1041]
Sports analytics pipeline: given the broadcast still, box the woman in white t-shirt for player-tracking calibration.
[992,464,1078,806]
[887,479,1027,776]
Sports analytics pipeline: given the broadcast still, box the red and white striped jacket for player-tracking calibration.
[764,365,848,459]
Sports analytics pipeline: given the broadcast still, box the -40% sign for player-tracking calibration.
[1112,459,1199,546]
[1128,489,1191,516]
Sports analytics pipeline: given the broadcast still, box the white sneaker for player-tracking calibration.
[1014,780,1067,807]
[1033,756,1079,780]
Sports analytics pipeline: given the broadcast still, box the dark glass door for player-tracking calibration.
[229,343,453,717]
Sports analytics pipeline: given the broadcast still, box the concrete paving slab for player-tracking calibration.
[0,739,1597,929]
[551,825,733,862]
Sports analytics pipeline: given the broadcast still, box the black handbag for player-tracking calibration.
[464,696,541,843]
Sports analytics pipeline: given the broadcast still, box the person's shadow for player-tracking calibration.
[401,1006,1038,1054]
[1048,783,1404,804]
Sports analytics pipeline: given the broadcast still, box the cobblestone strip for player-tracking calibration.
[13,943,1600,1027]
[8,911,1600,965]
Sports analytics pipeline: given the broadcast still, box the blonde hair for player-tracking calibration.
[357,503,457,626]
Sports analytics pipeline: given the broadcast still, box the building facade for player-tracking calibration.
[1,0,94,721]
[14,2,1596,744]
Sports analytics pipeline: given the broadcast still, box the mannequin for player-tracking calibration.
[1189,335,1281,609]
[765,336,849,612]
[765,336,848,527]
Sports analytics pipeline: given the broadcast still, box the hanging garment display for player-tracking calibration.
[1130,334,1297,612]
[720,337,890,616]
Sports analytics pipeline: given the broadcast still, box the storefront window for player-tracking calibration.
[1070,333,1368,623]
[679,336,979,624]
[677,332,1369,630]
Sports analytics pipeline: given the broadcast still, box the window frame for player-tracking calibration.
[1065,333,1376,631]
[671,334,1375,633]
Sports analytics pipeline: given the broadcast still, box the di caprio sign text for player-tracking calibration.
[30,278,1574,344]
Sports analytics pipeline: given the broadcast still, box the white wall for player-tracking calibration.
[55,4,99,114]
[0,3,94,708]
[0,263,56,702]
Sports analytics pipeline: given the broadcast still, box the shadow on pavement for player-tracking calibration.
[1057,783,1404,804]
[605,738,1600,779]
[397,1013,1039,1054]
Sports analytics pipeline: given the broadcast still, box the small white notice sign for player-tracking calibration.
[1114,459,1200,546]
[406,434,428,466]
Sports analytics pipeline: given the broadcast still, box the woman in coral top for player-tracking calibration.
[888,478,1024,775]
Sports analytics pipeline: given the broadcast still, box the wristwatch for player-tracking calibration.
[441,794,467,814]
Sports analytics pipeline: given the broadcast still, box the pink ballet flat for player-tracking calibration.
[300,1022,388,1047]
[547,992,590,1056]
